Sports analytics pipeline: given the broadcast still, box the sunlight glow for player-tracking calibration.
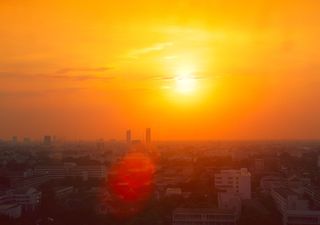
[175,67,197,94]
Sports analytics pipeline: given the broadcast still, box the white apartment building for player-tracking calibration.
[172,208,237,225]
[272,188,320,225]
[214,168,251,199]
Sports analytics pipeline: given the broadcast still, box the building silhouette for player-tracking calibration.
[146,128,151,144]
[12,136,18,144]
[126,129,131,145]
[43,136,51,145]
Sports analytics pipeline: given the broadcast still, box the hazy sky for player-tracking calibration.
[1,0,320,140]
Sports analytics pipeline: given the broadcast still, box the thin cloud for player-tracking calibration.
[128,42,173,58]
[0,88,86,98]
[0,71,115,82]
[47,74,115,81]
[152,76,175,80]
[56,67,113,74]
[150,75,206,81]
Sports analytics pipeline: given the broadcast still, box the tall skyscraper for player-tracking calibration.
[126,129,131,145]
[43,135,52,145]
[146,128,151,144]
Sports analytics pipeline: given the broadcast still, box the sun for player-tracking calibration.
[175,69,197,95]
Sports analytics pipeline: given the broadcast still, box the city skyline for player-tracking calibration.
[1,1,320,225]
[1,1,320,140]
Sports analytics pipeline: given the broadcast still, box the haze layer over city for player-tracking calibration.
[1,1,320,225]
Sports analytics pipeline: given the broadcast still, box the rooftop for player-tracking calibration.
[273,188,298,199]
[174,208,234,215]
[0,203,20,210]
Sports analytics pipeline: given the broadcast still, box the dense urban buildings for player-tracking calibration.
[0,138,320,225]
[172,208,238,225]
[1,0,319,224]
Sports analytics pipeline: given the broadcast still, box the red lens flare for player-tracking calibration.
[107,152,155,217]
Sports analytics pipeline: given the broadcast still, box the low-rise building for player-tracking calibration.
[165,188,182,197]
[172,208,237,225]
[34,165,67,179]
[304,185,320,208]
[54,186,74,199]
[218,191,242,218]
[260,176,286,193]
[35,164,107,179]
[13,175,50,188]
[0,187,41,214]
[0,204,22,218]
[272,188,320,225]
[254,158,265,172]
[12,188,42,212]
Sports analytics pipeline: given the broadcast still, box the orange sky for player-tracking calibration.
[0,0,320,140]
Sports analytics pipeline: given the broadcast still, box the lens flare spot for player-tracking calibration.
[108,152,155,217]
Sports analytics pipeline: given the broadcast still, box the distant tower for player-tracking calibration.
[23,137,30,144]
[12,136,18,144]
[126,130,131,145]
[146,128,151,144]
[44,135,52,145]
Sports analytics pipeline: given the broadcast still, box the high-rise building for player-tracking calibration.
[43,136,51,145]
[146,128,151,144]
[126,129,131,145]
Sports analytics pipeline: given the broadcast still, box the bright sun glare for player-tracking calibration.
[175,68,197,94]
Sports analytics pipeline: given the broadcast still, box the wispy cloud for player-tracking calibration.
[150,75,206,81]
[55,67,113,74]
[46,74,115,81]
[151,75,176,80]
[0,87,85,98]
[0,66,115,82]
[128,42,173,58]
